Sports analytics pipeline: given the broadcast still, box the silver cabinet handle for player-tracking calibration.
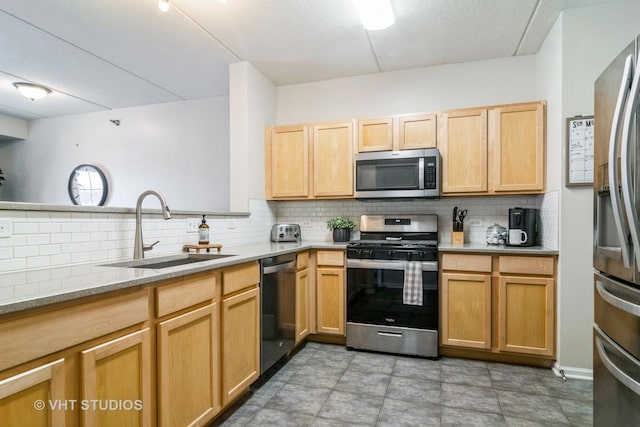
[346,259,438,272]
[262,260,296,274]
[596,280,640,317]
[609,54,634,269]
[621,54,640,270]
[378,331,403,338]
[595,332,640,395]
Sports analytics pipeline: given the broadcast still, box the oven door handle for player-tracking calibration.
[346,259,438,272]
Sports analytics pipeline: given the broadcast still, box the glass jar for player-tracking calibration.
[486,223,507,245]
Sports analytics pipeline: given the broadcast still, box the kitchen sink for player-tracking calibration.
[102,253,235,269]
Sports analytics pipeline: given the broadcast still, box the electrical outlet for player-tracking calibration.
[227,220,236,229]
[467,218,483,227]
[186,218,200,233]
[301,220,312,227]
[0,220,12,238]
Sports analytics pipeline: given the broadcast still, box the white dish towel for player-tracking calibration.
[403,261,423,306]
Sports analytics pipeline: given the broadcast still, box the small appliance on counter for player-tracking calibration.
[507,207,539,246]
[486,223,507,245]
[270,224,301,242]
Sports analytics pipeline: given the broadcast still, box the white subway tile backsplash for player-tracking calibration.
[0,196,558,275]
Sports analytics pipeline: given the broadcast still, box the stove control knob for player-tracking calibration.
[366,250,374,258]
[388,250,395,259]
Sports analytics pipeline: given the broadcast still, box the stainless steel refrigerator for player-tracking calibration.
[594,34,640,425]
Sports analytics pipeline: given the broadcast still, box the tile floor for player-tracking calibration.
[212,342,593,426]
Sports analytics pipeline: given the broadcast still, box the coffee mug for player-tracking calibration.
[508,229,528,245]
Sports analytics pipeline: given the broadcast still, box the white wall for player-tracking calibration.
[277,55,537,123]
[229,62,277,211]
[536,0,640,373]
[0,97,230,211]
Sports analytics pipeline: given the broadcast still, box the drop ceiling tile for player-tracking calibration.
[175,0,380,85]
[0,0,237,99]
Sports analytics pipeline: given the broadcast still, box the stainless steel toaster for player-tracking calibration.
[270,224,301,242]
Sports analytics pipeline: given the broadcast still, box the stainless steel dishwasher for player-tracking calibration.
[260,254,296,374]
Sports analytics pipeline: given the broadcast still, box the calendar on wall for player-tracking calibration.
[566,115,594,186]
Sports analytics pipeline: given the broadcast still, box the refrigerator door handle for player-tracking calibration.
[596,280,640,316]
[609,54,635,269]
[622,54,640,269]
[595,331,640,395]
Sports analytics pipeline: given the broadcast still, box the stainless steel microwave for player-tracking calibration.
[354,148,440,199]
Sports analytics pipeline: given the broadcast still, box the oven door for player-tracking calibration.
[346,259,438,330]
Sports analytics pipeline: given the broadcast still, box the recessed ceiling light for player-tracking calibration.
[158,0,170,12]
[353,0,395,31]
[13,82,52,101]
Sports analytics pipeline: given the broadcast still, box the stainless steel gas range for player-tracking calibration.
[346,214,439,358]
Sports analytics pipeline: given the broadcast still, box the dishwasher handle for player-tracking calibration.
[262,260,296,275]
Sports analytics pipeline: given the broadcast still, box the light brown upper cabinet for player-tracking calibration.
[357,117,393,152]
[440,101,546,196]
[491,103,545,192]
[266,121,355,200]
[313,121,354,197]
[398,113,437,150]
[357,113,437,152]
[265,125,310,198]
[440,108,488,194]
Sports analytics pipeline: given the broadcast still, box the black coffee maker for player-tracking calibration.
[507,207,539,246]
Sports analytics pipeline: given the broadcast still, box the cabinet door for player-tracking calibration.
[493,103,545,192]
[440,109,488,194]
[266,125,309,198]
[316,267,345,336]
[221,287,260,406]
[398,113,437,150]
[357,117,393,152]
[158,304,219,427]
[312,121,354,197]
[81,329,151,427]
[499,276,554,356]
[296,268,310,344]
[0,359,65,426]
[441,272,491,349]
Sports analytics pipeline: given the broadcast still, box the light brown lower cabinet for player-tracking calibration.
[157,304,219,427]
[296,268,311,343]
[314,250,345,336]
[441,272,491,349]
[221,286,260,406]
[440,252,556,362]
[0,359,66,426]
[499,275,554,356]
[82,329,152,427]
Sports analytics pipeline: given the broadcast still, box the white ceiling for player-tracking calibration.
[0,0,613,120]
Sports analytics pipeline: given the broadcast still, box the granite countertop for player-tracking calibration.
[438,243,558,255]
[0,240,557,315]
[0,241,347,315]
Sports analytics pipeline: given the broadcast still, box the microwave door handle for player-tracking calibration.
[609,54,634,269]
[621,55,640,269]
[418,157,425,189]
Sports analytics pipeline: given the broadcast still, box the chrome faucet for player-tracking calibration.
[134,190,171,259]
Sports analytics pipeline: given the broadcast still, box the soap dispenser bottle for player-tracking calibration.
[198,215,210,244]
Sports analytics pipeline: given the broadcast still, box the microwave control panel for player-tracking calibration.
[425,156,437,189]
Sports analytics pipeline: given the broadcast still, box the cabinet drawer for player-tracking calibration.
[0,290,148,371]
[297,252,309,270]
[156,272,216,318]
[222,262,260,296]
[316,250,344,267]
[499,256,554,276]
[441,253,492,273]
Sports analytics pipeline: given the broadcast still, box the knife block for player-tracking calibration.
[452,231,464,246]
